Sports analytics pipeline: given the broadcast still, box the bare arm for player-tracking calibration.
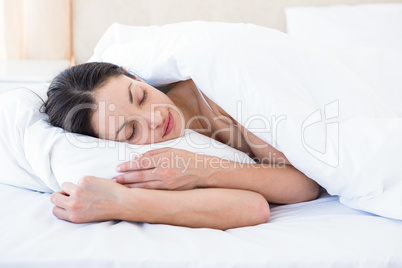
[51,176,270,230]
[114,148,320,205]
[200,161,319,204]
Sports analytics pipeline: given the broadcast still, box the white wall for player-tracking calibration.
[72,0,402,63]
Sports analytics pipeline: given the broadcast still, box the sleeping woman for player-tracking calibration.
[44,62,320,230]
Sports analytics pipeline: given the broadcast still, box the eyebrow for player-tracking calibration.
[115,82,133,139]
[128,82,133,104]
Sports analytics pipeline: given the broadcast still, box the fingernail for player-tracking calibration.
[116,166,121,172]
[111,178,117,182]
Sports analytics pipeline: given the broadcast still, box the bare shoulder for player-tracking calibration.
[167,79,197,98]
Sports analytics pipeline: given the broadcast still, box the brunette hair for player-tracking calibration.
[43,62,136,137]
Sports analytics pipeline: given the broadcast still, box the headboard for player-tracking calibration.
[72,0,402,64]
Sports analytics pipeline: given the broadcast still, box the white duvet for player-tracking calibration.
[91,21,402,220]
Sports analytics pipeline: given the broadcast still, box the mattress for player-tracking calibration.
[1,183,401,268]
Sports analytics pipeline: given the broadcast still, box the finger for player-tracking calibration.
[60,182,77,195]
[142,147,171,157]
[52,205,68,221]
[113,169,157,184]
[119,147,172,170]
[117,148,173,172]
[117,154,161,172]
[50,192,70,207]
[116,160,143,172]
[116,148,174,172]
[122,181,161,189]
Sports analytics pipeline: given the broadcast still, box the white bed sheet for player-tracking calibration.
[1,182,402,268]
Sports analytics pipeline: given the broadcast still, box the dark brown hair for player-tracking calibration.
[43,62,136,137]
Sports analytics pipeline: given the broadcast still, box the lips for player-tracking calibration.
[163,112,174,137]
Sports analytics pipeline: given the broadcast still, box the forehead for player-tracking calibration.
[94,75,131,101]
[91,75,134,137]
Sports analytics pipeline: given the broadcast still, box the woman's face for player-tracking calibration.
[91,74,185,145]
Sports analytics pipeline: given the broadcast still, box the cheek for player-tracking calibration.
[92,112,121,141]
[128,121,151,145]
[173,110,186,133]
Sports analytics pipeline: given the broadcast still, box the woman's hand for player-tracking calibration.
[50,176,128,223]
[113,147,221,190]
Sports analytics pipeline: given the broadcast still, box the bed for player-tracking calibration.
[1,1,402,267]
[2,184,402,268]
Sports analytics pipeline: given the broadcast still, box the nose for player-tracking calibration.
[142,109,163,130]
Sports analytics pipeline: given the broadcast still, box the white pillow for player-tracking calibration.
[285,3,402,54]
[0,85,254,192]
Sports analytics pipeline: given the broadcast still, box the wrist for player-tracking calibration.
[117,188,162,223]
[197,155,235,188]
[115,187,140,221]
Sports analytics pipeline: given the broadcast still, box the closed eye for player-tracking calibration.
[127,91,147,140]
[140,90,147,105]
[117,84,147,140]
[127,123,136,141]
